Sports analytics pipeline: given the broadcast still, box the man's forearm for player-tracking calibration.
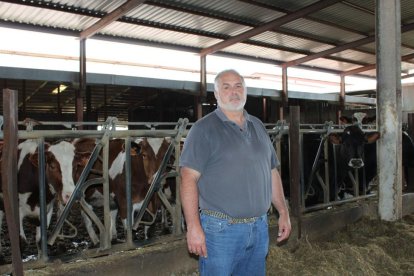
[180,167,201,229]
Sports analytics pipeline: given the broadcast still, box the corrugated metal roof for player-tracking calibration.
[1,0,412,76]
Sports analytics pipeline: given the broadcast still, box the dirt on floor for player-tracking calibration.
[267,213,414,276]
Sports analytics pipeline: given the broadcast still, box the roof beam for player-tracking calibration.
[80,0,146,40]
[199,0,342,56]
[402,73,414,79]
[283,37,374,68]
[239,0,370,36]
[341,52,414,77]
[283,22,414,68]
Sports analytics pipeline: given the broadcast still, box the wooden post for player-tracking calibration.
[2,89,24,276]
[289,106,302,237]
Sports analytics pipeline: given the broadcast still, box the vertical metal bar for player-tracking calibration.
[124,137,133,247]
[197,55,206,120]
[262,97,267,122]
[200,55,207,100]
[333,144,338,201]
[104,85,108,120]
[300,132,305,207]
[173,139,182,235]
[362,165,367,195]
[57,84,62,118]
[280,66,288,120]
[77,39,86,128]
[37,138,48,262]
[102,135,111,249]
[324,140,330,203]
[2,89,23,276]
[339,75,345,118]
[86,86,92,124]
[22,80,26,119]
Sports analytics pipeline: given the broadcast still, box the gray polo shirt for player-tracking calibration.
[179,107,279,218]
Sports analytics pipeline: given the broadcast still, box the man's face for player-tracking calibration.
[215,72,247,112]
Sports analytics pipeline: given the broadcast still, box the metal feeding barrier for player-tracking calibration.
[46,117,188,253]
[132,118,188,231]
[48,116,118,249]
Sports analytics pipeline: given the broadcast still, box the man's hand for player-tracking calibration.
[276,213,291,243]
[186,225,208,258]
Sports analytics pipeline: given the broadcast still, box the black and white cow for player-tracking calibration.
[328,122,380,199]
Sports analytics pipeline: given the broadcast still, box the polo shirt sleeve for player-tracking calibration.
[270,144,279,169]
[179,123,210,175]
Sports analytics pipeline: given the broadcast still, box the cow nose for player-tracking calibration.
[349,158,364,168]
[62,192,72,204]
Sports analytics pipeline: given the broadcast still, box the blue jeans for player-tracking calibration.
[199,213,269,276]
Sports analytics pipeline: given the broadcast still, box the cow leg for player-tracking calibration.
[144,225,150,240]
[161,206,167,228]
[161,184,172,229]
[18,211,28,245]
[110,209,118,241]
[81,204,100,246]
[35,203,54,258]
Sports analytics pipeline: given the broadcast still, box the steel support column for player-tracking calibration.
[77,39,86,127]
[376,0,402,221]
[197,55,206,119]
[280,66,288,120]
[338,75,345,122]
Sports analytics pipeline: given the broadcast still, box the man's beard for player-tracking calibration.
[217,94,246,111]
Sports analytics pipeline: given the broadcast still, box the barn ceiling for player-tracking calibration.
[1,0,414,122]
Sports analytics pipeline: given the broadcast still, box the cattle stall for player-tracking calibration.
[0,115,293,274]
[274,115,381,214]
[0,107,190,273]
[2,98,414,275]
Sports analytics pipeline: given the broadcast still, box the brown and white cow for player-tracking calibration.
[72,137,159,245]
[147,137,176,227]
[0,139,76,256]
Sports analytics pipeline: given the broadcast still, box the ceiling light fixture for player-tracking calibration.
[52,84,68,94]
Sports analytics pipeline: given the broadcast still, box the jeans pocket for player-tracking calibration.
[201,214,229,233]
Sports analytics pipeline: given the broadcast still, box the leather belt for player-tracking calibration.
[200,209,260,224]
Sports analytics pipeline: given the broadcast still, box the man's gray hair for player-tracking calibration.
[214,69,246,92]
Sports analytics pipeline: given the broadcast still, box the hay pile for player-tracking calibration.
[267,214,414,276]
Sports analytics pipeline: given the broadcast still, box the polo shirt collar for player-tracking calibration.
[214,107,252,123]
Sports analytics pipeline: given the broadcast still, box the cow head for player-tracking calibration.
[46,141,76,204]
[340,114,376,126]
[71,138,97,184]
[328,125,380,169]
[138,138,157,185]
[22,140,75,205]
